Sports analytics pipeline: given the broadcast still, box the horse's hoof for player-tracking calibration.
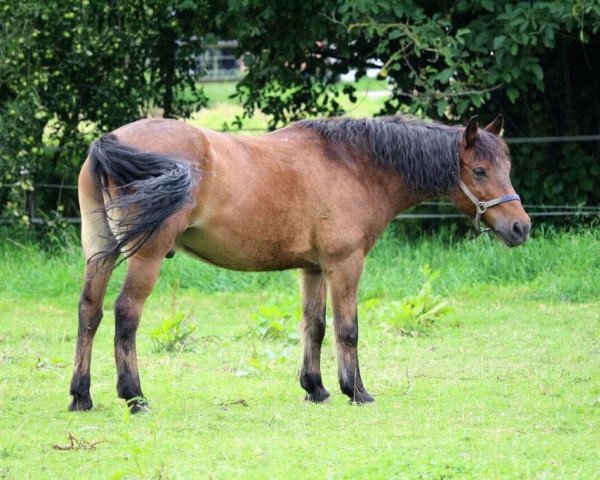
[127,397,149,414]
[350,391,375,404]
[69,395,93,412]
[304,387,331,403]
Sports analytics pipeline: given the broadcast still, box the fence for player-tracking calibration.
[196,41,243,82]
[1,134,599,225]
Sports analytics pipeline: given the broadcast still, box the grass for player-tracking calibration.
[189,78,391,132]
[0,227,599,479]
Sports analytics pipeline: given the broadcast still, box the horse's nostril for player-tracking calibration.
[512,221,524,237]
[511,221,531,242]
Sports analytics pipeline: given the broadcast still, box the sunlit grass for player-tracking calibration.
[189,79,391,133]
[0,227,598,479]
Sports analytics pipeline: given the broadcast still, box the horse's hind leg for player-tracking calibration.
[70,169,117,411]
[299,268,329,402]
[69,257,116,411]
[114,255,162,412]
[326,254,374,404]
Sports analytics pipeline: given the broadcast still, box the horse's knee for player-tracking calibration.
[335,320,358,348]
[114,296,140,342]
[78,279,104,323]
[303,312,326,342]
[78,298,103,329]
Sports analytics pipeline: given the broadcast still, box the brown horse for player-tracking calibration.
[69,114,530,412]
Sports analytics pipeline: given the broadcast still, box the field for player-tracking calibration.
[0,227,599,479]
[188,77,391,132]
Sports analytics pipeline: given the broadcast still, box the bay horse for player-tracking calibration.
[69,114,530,412]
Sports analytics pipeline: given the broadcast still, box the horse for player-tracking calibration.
[69,114,530,412]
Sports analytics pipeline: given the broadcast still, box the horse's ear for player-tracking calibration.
[484,114,504,136]
[464,115,479,147]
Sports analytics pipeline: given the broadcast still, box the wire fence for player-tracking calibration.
[1,184,598,225]
[1,134,599,225]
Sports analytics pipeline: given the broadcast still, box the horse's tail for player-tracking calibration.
[88,133,197,263]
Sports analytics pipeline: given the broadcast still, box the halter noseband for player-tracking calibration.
[458,180,521,232]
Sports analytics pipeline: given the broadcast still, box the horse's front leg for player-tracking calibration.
[299,268,329,402]
[114,256,162,412]
[326,254,374,403]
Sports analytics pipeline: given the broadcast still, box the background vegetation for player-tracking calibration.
[0,228,599,478]
[1,0,599,225]
[1,2,599,478]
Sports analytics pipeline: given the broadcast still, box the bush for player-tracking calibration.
[363,265,452,337]
[248,297,300,345]
[150,311,197,353]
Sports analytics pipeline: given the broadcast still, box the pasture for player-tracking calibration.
[0,227,599,479]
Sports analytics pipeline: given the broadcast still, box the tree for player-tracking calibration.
[0,0,218,223]
[228,0,600,205]
[1,0,599,225]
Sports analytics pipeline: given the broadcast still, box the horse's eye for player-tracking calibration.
[473,167,486,178]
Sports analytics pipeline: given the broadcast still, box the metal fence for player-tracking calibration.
[1,134,599,225]
[197,41,243,82]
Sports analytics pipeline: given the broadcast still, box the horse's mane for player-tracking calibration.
[297,115,503,195]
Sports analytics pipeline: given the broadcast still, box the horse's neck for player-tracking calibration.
[379,170,440,217]
[396,192,438,217]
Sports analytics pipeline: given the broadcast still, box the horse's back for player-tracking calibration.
[112,118,212,163]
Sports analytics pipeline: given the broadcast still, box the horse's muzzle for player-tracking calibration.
[495,219,530,247]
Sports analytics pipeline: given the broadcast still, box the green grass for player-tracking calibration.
[189,79,391,132]
[0,227,599,479]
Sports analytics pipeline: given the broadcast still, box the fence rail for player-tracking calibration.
[1,132,598,225]
[1,183,598,225]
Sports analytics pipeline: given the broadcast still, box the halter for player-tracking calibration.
[458,180,521,232]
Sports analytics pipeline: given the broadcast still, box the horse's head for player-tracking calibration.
[450,115,530,246]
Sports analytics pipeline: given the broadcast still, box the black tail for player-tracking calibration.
[88,133,197,263]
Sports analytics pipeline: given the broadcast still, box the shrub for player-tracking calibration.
[248,297,300,345]
[150,311,197,353]
[363,265,452,337]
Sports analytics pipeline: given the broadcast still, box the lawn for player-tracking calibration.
[189,78,391,132]
[0,227,599,479]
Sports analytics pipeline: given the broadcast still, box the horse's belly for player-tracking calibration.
[174,227,317,272]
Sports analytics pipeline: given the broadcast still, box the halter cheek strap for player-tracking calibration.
[458,180,521,232]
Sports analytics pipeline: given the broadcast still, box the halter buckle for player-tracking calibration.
[458,179,521,234]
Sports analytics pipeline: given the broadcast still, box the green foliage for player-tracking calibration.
[220,1,347,126]
[232,0,599,124]
[363,264,453,336]
[238,346,293,376]
[35,356,67,370]
[150,311,197,352]
[229,0,600,206]
[239,296,300,376]
[1,0,600,223]
[0,0,216,222]
[248,297,300,345]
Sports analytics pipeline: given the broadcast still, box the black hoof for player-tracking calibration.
[340,383,375,404]
[300,372,330,403]
[69,395,93,412]
[304,387,331,403]
[349,391,375,404]
[126,397,149,414]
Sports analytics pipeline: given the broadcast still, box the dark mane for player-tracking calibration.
[297,116,502,195]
